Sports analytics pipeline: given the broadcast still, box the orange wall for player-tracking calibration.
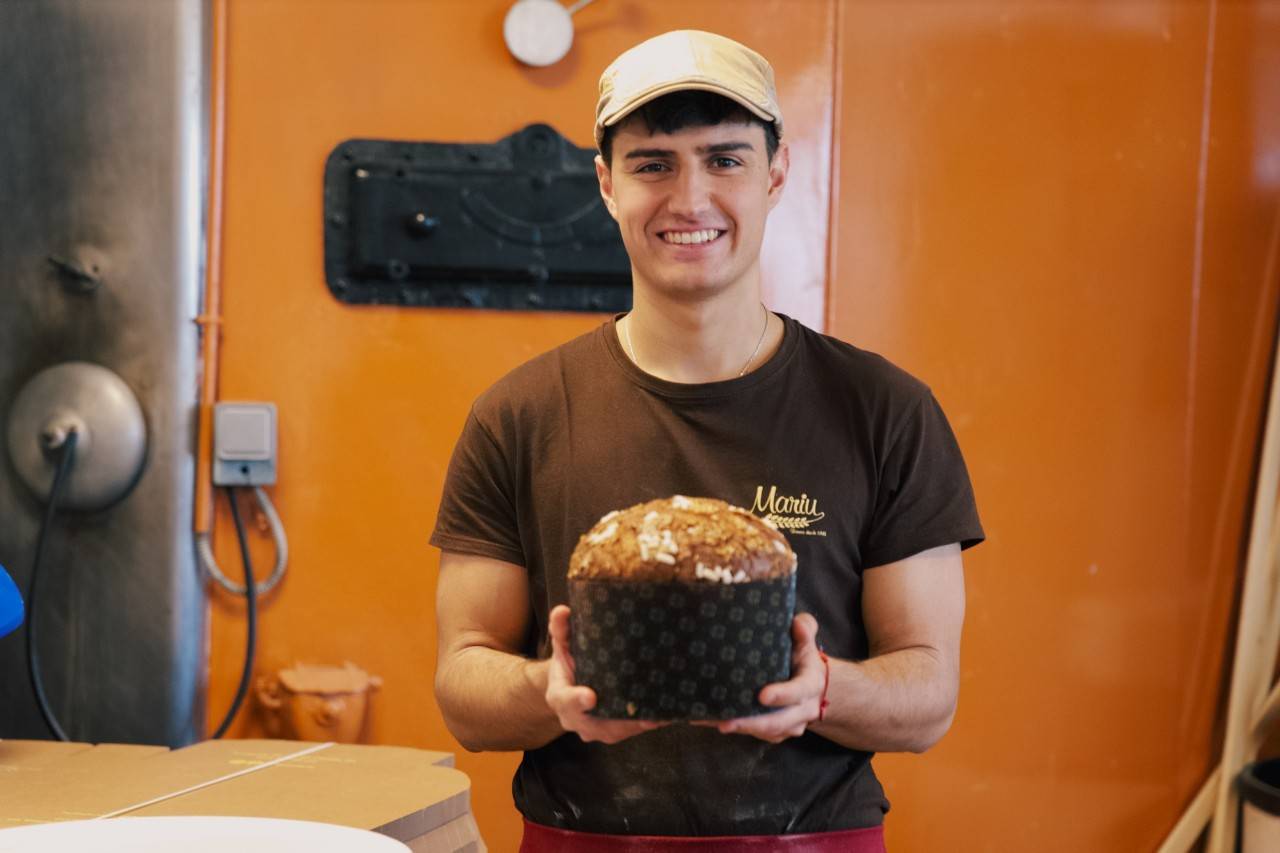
[830,3,1280,850]
[207,2,1280,851]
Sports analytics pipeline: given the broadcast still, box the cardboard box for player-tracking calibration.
[0,739,483,852]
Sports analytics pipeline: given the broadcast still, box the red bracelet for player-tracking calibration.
[817,648,831,722]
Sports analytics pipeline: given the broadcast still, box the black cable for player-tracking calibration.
[26,430,79,742]
[27,444,260,741]
[211,486,257,739]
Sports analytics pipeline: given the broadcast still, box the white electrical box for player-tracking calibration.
[213,402,277,486]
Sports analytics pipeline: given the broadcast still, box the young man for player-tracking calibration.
[432,30,984,851]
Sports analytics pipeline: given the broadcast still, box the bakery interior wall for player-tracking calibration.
[206,1,1280,851]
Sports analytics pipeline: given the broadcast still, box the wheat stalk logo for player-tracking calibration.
[765,513,818,530]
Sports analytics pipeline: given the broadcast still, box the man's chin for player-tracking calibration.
[637,273,736,302]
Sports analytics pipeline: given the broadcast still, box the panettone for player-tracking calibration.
[567,495,798,720]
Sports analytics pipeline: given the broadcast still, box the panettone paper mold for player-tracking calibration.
[569,574,797,720]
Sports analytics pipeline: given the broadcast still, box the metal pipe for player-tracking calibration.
[194,0,228,538]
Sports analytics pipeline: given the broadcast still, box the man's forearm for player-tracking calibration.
[435,647,562,751]
[808,647,958,753]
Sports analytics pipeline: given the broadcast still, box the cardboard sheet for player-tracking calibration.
[0,739,480,852]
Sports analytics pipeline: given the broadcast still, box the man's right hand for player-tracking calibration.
[545,604,666,744]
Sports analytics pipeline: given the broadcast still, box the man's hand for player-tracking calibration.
[703,612,825,743]
[546,604,666,744]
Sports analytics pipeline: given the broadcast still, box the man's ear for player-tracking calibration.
[766,140,790,211]
[595,154,618,220]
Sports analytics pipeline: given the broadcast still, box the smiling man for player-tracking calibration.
[432,30,984,852]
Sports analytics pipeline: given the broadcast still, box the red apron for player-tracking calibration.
[519,820,887,852]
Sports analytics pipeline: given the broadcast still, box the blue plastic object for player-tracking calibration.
[0,563,24,638]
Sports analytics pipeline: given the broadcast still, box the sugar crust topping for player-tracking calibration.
[568,495,798,583]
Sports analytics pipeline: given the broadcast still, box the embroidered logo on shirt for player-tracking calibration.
[750,485,827,537]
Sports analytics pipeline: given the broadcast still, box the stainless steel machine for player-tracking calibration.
[0,0,208,745]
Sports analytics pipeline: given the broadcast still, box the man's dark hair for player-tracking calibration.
[599,90,780,168]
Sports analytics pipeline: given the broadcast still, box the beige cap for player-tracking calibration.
[594,30,783,147]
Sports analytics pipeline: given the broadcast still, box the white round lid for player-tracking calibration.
[503,0,574,67]
[0,816,411,853]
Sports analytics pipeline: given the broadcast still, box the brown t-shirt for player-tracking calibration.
[430,313,984,835]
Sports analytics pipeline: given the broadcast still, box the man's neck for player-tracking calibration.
[620,284,783,384]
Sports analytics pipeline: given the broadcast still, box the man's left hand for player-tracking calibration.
[700,612,826,743]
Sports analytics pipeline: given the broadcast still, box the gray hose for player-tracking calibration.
[197,486,288,597]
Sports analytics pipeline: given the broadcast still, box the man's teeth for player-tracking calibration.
[662,229,721,245]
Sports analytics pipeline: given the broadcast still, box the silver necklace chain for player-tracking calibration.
[623,303,770,378]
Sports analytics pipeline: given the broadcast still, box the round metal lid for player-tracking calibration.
[6,362,147,512]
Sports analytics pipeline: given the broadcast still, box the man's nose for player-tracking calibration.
[667,168,712,218]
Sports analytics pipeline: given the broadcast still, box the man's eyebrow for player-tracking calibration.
[696,142,755,155]
[623,147,675,160]
[621,141,757,160]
